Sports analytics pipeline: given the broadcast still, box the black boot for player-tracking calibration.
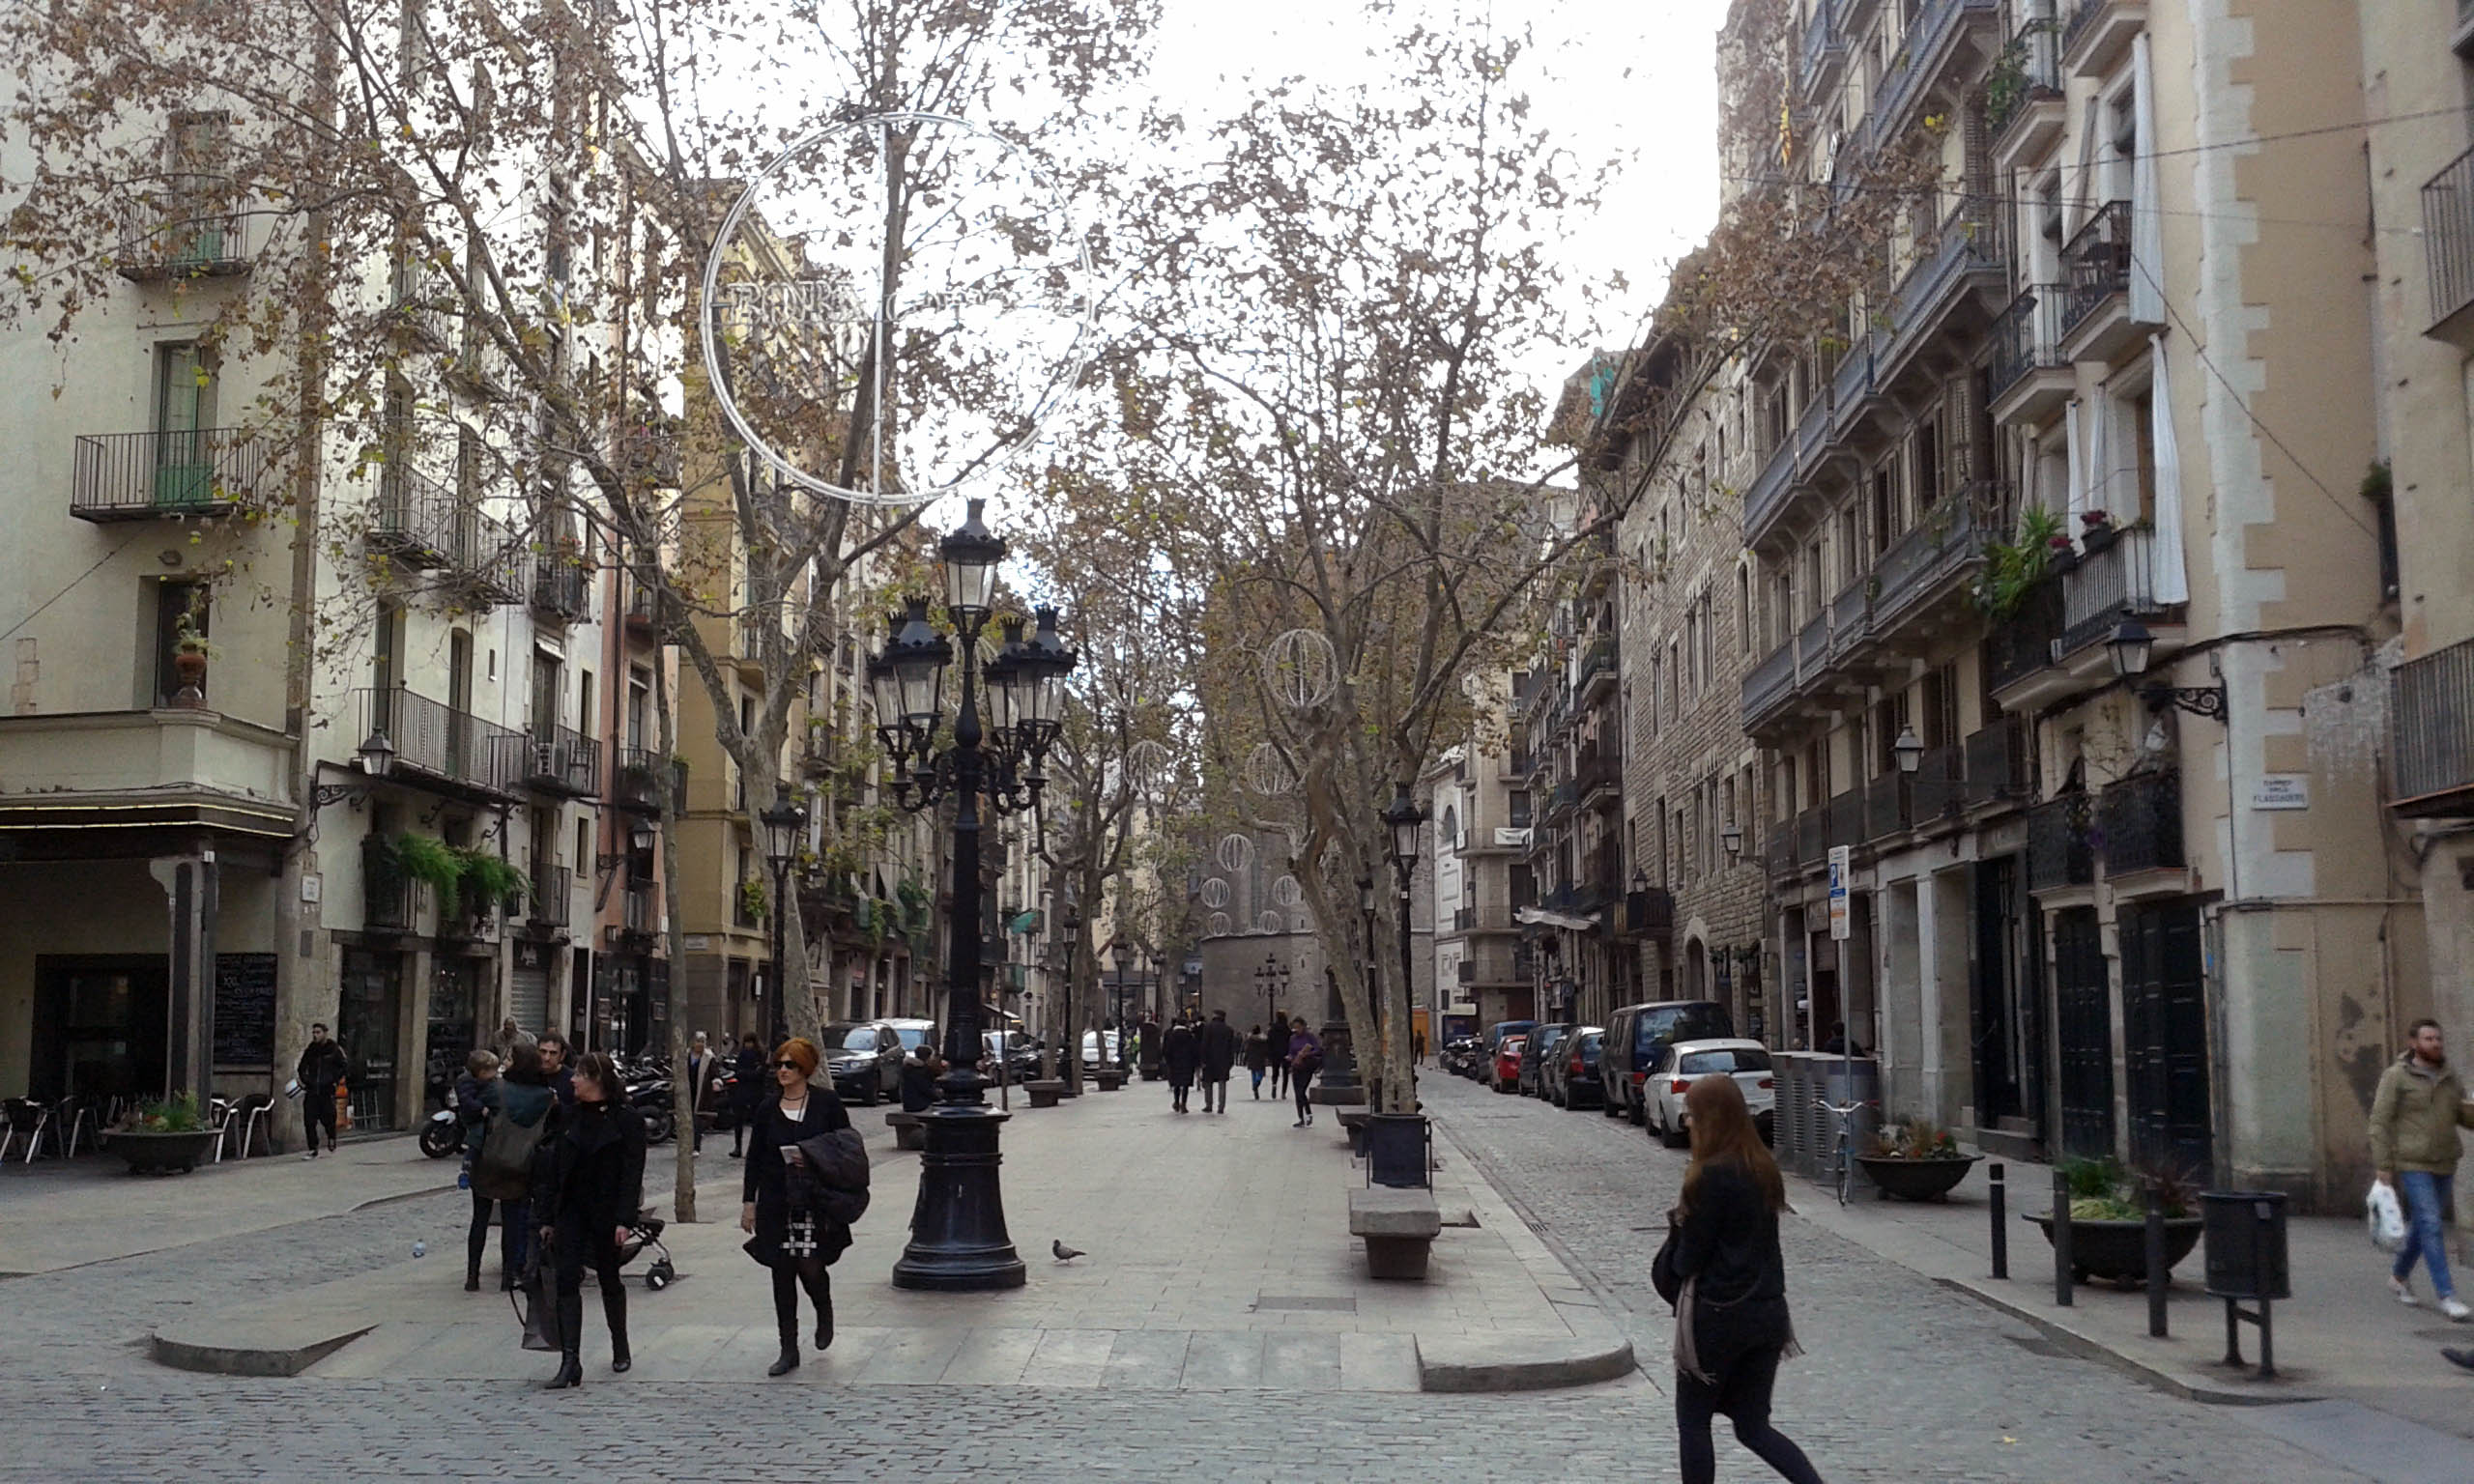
[801,1268,835,1351]
[543,1294,583,1389]
[767,1327,800,1377]
[604,1287,631,1373]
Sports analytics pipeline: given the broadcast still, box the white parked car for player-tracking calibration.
[1644,1039,1776,1149]
[1079,1029,1123,1070]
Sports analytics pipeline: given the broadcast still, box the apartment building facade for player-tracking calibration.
[1730,0,2400,1204]
[1427,698,1539,1041]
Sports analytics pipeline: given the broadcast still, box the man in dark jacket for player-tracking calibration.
[730,1033,766,1157]
[1162,1018,1201,1113]
[296,1023,349,1158]
[685,1032,718,1153]
[538,1033,577,1108]
[1196,1011,1242,1114]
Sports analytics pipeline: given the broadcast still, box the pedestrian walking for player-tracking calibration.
[295,1022,349,1157]
[1244,1025,1270,1099]
[1198,1011,1241,1113]
[1164,1016,1201,1113]
[468,1043,553,1292]
[730,1032,766,1156]
[1654,1074,1826,1484]
[1286,1018,1323,1127]
[2372,1018,2474,1320]
[538,1033,576,1108]
[900,1042,945,1114]
[531,1051,647,1388]
[685,1031,719,1153]
[1269,1016,1289,1100]
[740,1038,854,1377]
[492,1016,535,1063]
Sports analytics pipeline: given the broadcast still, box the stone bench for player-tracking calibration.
[1093,1070,1127,1092]
[1347,1186,1442,1280]
[1024,1080,1066,1108]
[885,1111,927,1151]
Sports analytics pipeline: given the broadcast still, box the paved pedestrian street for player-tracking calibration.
[0,1071,2414,1484]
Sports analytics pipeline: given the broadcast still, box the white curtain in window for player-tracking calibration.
[2129,33,2164,324]
[2064,397,2086,530]
[2148,334,2190,604]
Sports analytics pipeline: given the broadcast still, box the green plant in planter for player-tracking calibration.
[738,876,769,922]
[456,849,527,911]
[1868,1114,1968,1160]
[2052,1155,2192,1220]
[1975,506,2064,618]
[392,833,464,893]
[122,1092,204,1131]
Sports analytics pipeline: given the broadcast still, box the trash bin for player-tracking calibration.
[1365,1113,1431,1189]
[2201,1190,2290,1300]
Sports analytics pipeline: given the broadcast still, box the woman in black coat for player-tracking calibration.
[739,1037,853,1377]
[1655,1074,1826,1484]
[531,1051,647,1389]
[1162,1017,1201,1113]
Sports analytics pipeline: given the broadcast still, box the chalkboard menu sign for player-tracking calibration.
[215,953,278,1067]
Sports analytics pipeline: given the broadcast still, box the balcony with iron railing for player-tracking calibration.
[356,685,519,799]
[1621,886,1676,943]
[1962,717,2028,809]
[2426,145,2474,347]
[116,186,256,281]
[1743,639,1798,729]
[2059,0,2145,77]
[440,506,527,605]
[2391,635,2474,815]
[2026,792,2094,893]
[1451,903,1523,935]
[1762,819,1796,878]
[387,256,454,350]
[1795,806,1829,867]
[71,428,278,522]
[507,721,601,799]
[622,880,657,935]
[1574,634,1619,705]
[1870,485,1998,638]
[1988,286,2072,423]
[2059,525,2164,660]
[360,835,425,932]
[1798,0,1845,100]
[1458,948,1530,985]
[2097,768,2184,879]
[1827,787,1864,855]
[1827,578,1872,662]
[528,863,572,930]
[1862,770,1909,842]
[1574,744,1624,807]
[368,465,459,570]
[1869,0,1999,156]
[1744,430,1798,541]
[1986,578,2066,697]
[2059,201,2143,358]
[1989,15,2066,164]
[1877,201,2007,392]
[531,556,590,624]
[1911,744,1963,825]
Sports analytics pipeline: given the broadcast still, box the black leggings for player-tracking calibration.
[553,1216,625,1302]
[468,1194,530,1277]
[772,1260,833,1349]
[1293,1072,1314,1121]
[1676,1344,1825,1484]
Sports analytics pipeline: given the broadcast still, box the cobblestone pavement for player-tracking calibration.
[0,1088,2377,1483]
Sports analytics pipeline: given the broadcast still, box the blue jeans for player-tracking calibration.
[2394,1170,2456,1298]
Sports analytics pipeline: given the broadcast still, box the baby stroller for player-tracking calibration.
[621,1212,677,1290]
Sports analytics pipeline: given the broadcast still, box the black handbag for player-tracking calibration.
[1651,1222,1683,1307]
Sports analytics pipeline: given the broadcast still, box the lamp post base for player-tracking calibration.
[891,1104,1027,1291]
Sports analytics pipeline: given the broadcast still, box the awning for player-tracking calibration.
[1515,905,1600,932]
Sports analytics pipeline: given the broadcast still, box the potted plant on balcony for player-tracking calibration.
[2079,508,2117,554]
[1856,1115,1983,1201]
[738,876,769,924]
[169,618,215,706]
[393,832,463,910]
[2026,1156,2204,1286]
[456,848,527,927]
[1975,506,2064,619]
[108,1093,222,1174]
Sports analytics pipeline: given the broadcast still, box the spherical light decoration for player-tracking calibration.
[1199,877,1231,909]
[697,111,1094,506]
[1207,912,1232,936]
[1261,628,1339,711]
[1244,742,1298,797]
[1272,874,1303,908]
[1126,739,1174,797]
[1255,910,1284,933]
[1216,833,1254,873]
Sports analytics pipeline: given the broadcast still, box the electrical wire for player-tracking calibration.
[0,533,137,644]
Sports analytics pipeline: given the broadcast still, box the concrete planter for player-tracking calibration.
[1024,1080,1065,1108]
[1856,1154,1981,1202]
[108,1128,221,1175]
[2028,1212,2203,1285]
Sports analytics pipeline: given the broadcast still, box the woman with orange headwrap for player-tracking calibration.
[739,1036,852,1377]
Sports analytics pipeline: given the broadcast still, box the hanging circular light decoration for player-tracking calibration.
[1207,912,1231,937]
[1272,875,1303,908]
[1261,628,1339,711]
[1255,910,1284,933]
[1244,742,1298,797]
[1216,833,1254,873]
[1126,739,1173,798]
[1199,877,1231,909]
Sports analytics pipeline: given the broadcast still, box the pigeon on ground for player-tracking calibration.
[1052,1240,1085,1262]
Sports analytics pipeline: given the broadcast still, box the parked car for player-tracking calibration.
[985,1030,1043,1082]
[1486,1019,1537,1061]
[1544,1026,1606,1109]
[1643,1039,1776,1148]
[1079,1028,1124,1070]
[819,1020,906,1104]
[1518,1023,1575,1098]
[1491,1035,1527,1093]
[1601,1000,1736,1125]
[885,1017,938,1055]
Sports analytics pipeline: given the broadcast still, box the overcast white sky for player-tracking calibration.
[1143,0,1731,390]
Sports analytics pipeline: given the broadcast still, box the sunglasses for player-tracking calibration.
[772,1060,803,1070]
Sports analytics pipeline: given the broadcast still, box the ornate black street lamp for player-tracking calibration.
[1052,899,1082,1091]
[868,499,1077,1292]
[1108,936,1133,1070]
[759,799,807,1050]
[1380,783,1428,1107]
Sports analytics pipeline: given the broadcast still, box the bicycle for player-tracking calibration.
[1815,1096,1878,1207]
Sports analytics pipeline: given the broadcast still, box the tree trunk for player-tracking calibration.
[654,649,696,1223]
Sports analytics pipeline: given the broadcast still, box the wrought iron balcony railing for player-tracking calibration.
[71,428,277,522]
[2391,635,2474,814]
[2097,769,2184,875]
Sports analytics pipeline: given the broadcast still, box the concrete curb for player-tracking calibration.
[1928,1277,2326,1408]
[152,1319,373,1378]
[1416,1328,1637,1392]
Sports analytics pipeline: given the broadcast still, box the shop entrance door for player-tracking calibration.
[33,956,170,1105]
[338,948,402,1130]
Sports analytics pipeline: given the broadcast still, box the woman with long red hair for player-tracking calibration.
[1654,1073,1826,1484]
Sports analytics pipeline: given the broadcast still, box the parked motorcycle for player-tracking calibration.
[627,1074,676,1145]
[417,1105,467,1159]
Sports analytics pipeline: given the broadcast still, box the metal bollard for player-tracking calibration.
[2053,1166,2074,1307]
[2144,1181,2169,1338]
[1989,1162,2008,1280]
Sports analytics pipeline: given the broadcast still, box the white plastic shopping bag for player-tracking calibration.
[2368,1181,2408,1253]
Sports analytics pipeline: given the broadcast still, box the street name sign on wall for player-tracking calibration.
[1827,846,1852,941]
[2251,774,2310,811]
